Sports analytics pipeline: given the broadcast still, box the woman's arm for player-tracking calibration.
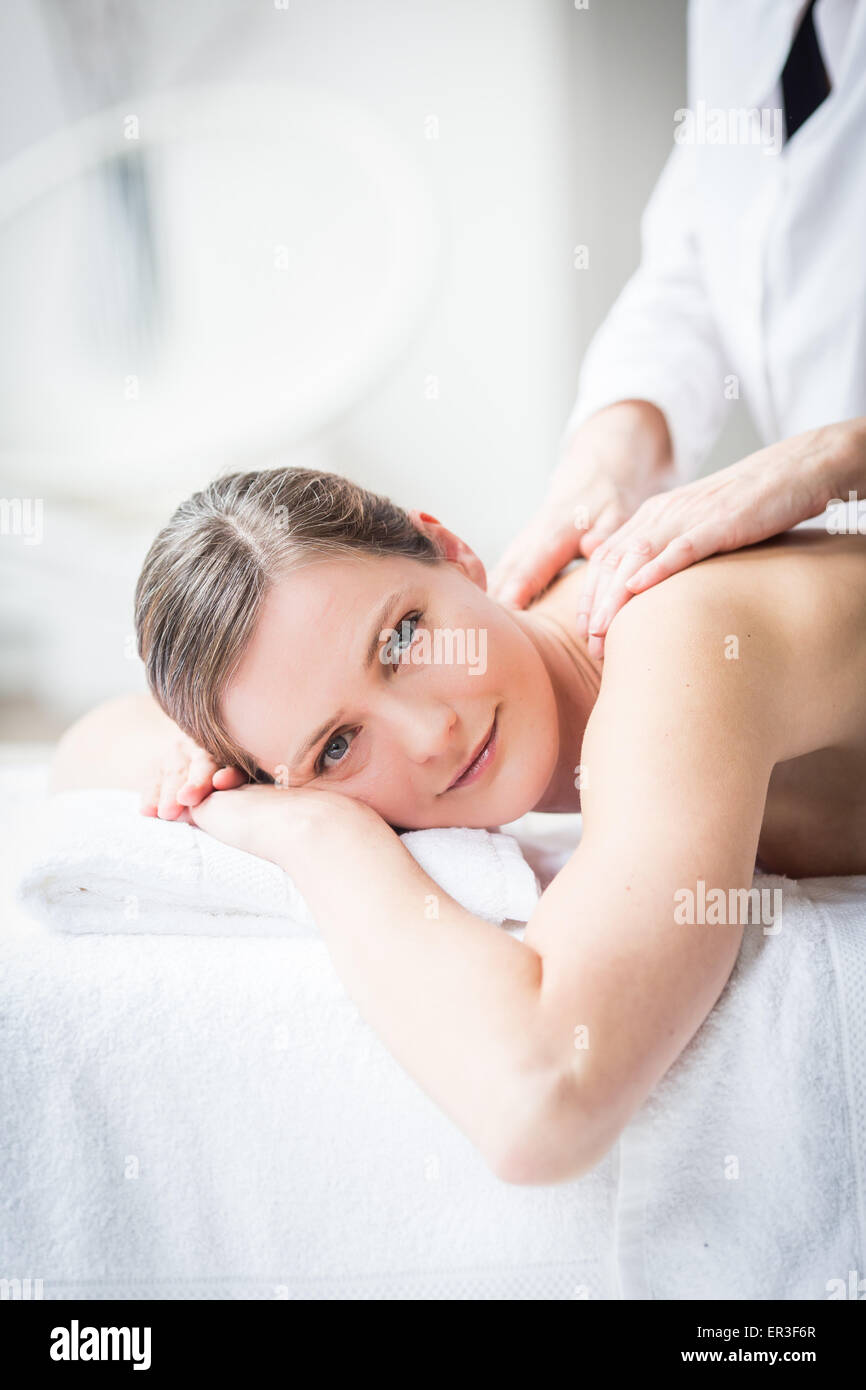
[518,572,782,1181]
[188,783,560,1182]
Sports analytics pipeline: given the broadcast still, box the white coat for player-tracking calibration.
[563,0,866,482]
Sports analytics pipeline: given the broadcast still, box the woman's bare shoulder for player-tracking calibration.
[520,532,866,763]
[601,528,866,762]
[49,692,177,794]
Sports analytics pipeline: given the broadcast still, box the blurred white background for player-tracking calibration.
[0,0,760,741]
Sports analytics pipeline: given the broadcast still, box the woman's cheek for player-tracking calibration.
[352,757,397,814]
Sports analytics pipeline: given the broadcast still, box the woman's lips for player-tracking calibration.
[447,710,498,790]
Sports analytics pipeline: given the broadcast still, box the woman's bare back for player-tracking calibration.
[532,528,866,879]
[736,530,866,876]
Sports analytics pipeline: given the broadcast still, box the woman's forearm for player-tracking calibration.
[274,810,562,1180]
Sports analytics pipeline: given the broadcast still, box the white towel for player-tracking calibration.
[613,871,866,1299]
[10,788,541,936]
[2,766,866,1298]
[0,769,613,1302]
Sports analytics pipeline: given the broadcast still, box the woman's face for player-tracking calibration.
[220,522,561,829]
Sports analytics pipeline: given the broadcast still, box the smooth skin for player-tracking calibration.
[49,520,866,1184]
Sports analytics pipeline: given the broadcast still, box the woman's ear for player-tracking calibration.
[408,508,487,590]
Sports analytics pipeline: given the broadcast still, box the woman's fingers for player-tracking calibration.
[141,764,245,819]
[211,766,248,790]
[176,749,221,805]
[138,729,248,821]
[140,777,161,817]
[157,762,189,821]
[178,760,248,804]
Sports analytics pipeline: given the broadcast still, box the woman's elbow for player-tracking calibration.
[491,1064,618,1186]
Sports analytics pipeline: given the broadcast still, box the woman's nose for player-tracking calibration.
[393,701,458,764]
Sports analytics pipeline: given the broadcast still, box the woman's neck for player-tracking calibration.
[506,567,604,813]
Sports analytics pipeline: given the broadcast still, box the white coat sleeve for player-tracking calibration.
[561,139,733,484]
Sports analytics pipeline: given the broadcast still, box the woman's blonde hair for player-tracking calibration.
[134,466,442,780]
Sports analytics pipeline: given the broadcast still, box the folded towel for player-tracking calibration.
[11,788,541,936]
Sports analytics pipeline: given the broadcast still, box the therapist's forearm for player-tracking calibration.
[275,813,556,1176]
[822,415,866,499]
[553,399,675,496]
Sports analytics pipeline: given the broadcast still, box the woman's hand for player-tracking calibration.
[140,729,248,820]
[487,400,674,608]
[578,423,843,660]
[186,781,385,869]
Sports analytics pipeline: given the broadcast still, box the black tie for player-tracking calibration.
[781,0,832,142]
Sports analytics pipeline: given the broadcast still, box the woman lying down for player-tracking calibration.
[50,459,866,1187]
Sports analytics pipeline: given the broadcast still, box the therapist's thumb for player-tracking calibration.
[488,509,583,609]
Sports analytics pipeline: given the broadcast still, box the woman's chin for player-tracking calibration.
[398,803,536,834]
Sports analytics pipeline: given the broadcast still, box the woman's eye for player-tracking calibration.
[389,610,423,665]
[314,610,424,776]
[316,728,357,774]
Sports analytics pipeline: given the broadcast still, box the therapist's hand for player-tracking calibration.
[487,400,675,609]
[578,423,842,659]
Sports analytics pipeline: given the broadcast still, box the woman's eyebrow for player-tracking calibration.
[288,584,413,771]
